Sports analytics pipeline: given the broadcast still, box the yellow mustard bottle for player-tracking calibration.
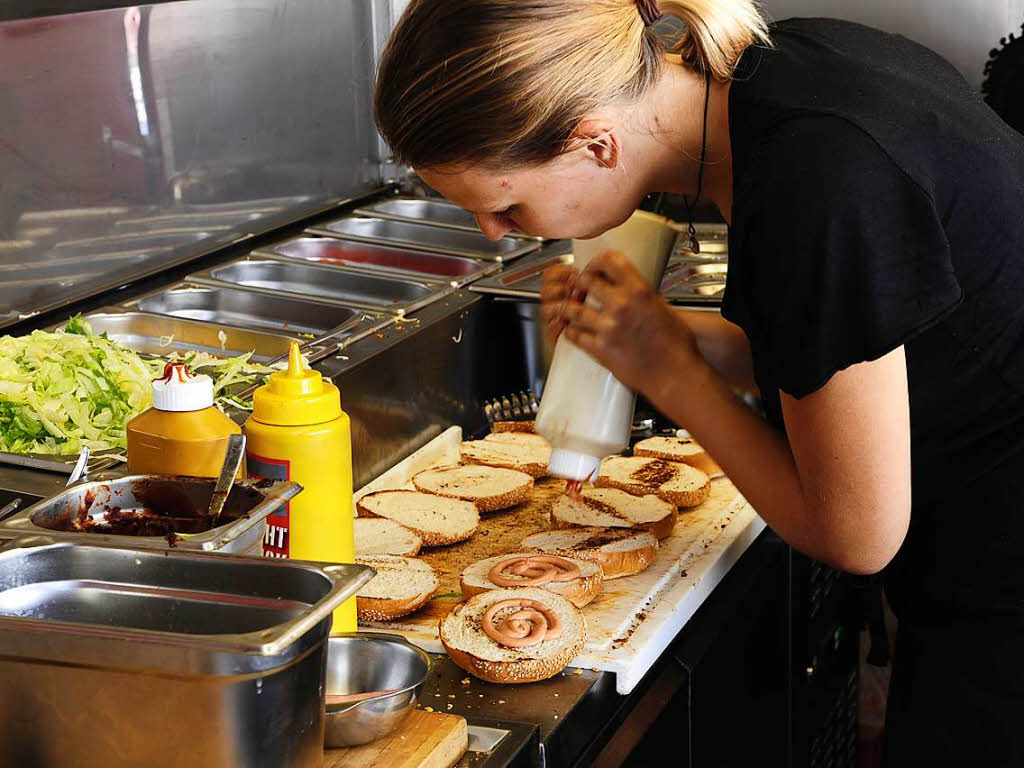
[244,343,356,633]
[126,362,242,478]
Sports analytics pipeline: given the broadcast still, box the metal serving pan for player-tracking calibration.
[256,236,498,286]
[353,196,543,241]
[126,282,379,339]
[190,256,450,315]
[0,540,372,768]
[64,310,301,363]
[0,475,300,554]
[309,215,539,262]
[469,246,573,299]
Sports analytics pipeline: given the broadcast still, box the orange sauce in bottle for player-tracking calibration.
[126,362,241,478]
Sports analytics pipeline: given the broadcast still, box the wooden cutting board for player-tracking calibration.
[324,710,467,768]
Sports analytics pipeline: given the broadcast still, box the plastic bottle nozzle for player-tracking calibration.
[287,341,304,378]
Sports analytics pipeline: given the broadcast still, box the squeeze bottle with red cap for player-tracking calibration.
[244,342,357,633]
[126,362,242,478]
[535,211,678,482]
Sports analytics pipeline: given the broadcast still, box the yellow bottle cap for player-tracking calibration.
[251,343,341,426]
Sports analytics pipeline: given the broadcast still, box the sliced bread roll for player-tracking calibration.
[357,490,478,546]
[353,517,422,557]
[460,432,550,478]
[551,488,678,540]
[460,552,603,608]
[491,420,535,433]
[356,554,439,621]
[413,464,534,512]
[595,456,710,508]
[440,587,586,684]
[521,527,658,580]
[633,436,722,477]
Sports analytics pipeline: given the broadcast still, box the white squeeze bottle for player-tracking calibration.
[535,210,679,483]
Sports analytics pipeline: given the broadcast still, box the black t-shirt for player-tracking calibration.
[723,18,1024,626]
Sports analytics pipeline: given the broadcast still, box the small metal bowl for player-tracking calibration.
[324,632,431,747]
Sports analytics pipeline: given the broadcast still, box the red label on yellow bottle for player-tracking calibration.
[247,453,291,558]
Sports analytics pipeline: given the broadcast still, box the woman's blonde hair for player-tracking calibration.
[374,0,769,169]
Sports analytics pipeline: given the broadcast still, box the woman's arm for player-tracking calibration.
[543,251,911,574]
[675,308,758,394]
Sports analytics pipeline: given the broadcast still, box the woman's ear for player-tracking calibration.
[569,118,621,170]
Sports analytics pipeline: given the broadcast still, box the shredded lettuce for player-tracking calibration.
[0,315,277,455]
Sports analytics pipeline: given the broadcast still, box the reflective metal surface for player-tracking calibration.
[258,236,498,286]
[355,197,544,241]
[324,633,431,747]
[62,310,301,363]
[311,216,540,262]
[470,246,574,299]
[193,257,450,314]
[0,541,372,768]
[128,283,370,337]
[0,0,387,329]
[0,475,300,554]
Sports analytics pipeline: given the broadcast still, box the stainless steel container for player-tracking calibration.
[65,310,303,363]
[353,196,543,241]
[309,215,540,262]
[126,282,378,338]
[0,475,301,554]
[256,236,498,286]
[0,540,372,768]
[323,633,431,747]
[190,256,450,314]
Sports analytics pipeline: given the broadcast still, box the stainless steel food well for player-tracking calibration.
[0,475,301,554]
[190,256,451,314]
[353,196,543,241]
[0,540,373,768]
[256,236,498,286]
[126,282,378,339]
[469,247,573,299]
[309,215,540,262]
[64,310,302,363]
[323,633,431,747]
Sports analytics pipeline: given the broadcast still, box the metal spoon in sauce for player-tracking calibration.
[207,433,246,526]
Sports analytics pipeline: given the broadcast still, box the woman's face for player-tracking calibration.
[417,150,644,241]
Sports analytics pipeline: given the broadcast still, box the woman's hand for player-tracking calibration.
[539,250,704,396]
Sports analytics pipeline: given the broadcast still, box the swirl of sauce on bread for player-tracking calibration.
[482,598,563,648]
[488,555,581,587]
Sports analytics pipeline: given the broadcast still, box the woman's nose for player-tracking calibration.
[475,213,514,241]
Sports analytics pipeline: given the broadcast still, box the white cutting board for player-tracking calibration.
[355,426,764,694]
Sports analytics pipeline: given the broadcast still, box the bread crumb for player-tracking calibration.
[461,678,470,685]
[574,669,582,675]
[498,699,505,704]
[554,693,559,697]
[424,706,434,712]
[447,694,456,699]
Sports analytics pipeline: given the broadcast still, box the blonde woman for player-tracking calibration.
[375,1,1024,762]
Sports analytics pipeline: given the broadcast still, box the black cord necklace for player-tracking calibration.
[682,70,712,254]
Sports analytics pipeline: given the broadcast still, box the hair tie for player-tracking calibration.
[635,0,660,26]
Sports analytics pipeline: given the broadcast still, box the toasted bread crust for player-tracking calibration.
[459,566,603,608]
[440,598,585,684]
[412,465,534,513]
[633,445,722,477]
[356,489,477,546]
[357,590,434,622]
[491,420,535,433]
[595,457,711,508]
[549,507,678,541]
[521,529,659,580]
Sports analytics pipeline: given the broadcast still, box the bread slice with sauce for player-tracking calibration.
[356,489,478,546]
[413,464,534,512]
[595,456,710,508]
[356,554,439,621]
[459,552,603,608]
[632,436,722,477]
[353,517,422,557]
[521,527,658,580]
[551,487,678,540]
[460,432,550,478]
[440,587,586,684]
